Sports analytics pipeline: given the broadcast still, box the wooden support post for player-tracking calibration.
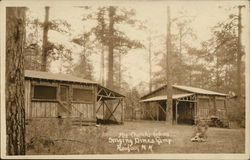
[121,98,124,123]
[175,100,179,124]
[102,100,105,122]
[213,96,216,116]
[157,103,159,121]
[165,100,167,122]
[93,85,96,120]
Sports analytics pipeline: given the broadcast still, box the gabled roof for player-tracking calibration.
[25,70,125,98]
[140,93,194,102]
[173,85,227,96]
[141,84,227,99]
[25,70,96,84]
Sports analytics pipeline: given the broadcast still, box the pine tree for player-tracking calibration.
[6,7,26,155]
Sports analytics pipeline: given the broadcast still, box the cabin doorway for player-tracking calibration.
[176,101,195,125]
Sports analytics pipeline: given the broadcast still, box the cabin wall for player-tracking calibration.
[25,79,96,121]
[196,95,227,122]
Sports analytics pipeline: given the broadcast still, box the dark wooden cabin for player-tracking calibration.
[140,85,228,126]
[24,70,125,125]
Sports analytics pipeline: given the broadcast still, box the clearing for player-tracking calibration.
[102,120,245,154]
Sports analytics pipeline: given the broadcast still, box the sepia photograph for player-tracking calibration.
[0,0,249,159]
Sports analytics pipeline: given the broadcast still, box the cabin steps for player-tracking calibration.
[210,116,228,128]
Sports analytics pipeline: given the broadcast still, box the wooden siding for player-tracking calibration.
[31,102,58,118]
[29,102,95,119]
[25,79,96,120]
[71,103,94,119]
[196,95,227,121]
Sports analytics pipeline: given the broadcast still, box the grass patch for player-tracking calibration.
[25,120,245,154]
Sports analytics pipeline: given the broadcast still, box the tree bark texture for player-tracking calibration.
[237,5,244,107]
[148,31,152,92]
[166,6,173,124]
[41,6,50,71]
[6,7,26,155]
[107,6,115,90]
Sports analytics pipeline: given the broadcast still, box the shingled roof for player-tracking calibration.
[25,70,125,98]
[141,84,227,99]
[25,70,96,84]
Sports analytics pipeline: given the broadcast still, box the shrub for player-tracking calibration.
[227,98,245,128]
[26,118,108,154]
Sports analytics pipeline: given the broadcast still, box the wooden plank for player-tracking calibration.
[52,103,57,117]
[45,103,50,117]
[87,104,90,118]
[175,101,178,124]
[31,102,36,117]
[121,99,124,122]
[93,85,96,119]
[156,103,159,121]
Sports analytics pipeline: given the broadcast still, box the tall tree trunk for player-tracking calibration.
[6,7,26,155]
[216,53,219,91]
[107,6,115,90]
[166,6,173,124]
[41,6,50,71]
[105,6,115,120]
[100,44,105,86]
[118,51,122,90]
[148,30,152,92]
[237,5,244,107]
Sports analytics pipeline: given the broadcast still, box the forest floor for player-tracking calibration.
[26,120,245,155]
[102,120,245,154]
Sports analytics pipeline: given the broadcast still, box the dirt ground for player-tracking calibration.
[101,120,245,154]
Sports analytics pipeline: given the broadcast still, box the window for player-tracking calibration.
[60,85,69,101]
[73,88,92,102]
[33,85,57,100]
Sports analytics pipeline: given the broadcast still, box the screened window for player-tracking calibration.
[33,85,57,100]
[60,85,69,101]
[73,88,92,102]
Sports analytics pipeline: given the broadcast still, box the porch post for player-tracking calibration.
[102,100,105,123]
[165,100,167,122]
[157,103,159,121]
[175,100,179,124]
[121,98,124,123]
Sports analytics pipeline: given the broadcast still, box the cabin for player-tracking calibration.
[24,70,125,125]
[140,85,229,127]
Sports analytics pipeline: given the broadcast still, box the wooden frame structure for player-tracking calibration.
[24,70,125,125]
[140,85,228,125]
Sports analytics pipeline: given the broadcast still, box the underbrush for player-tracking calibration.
[26,118,108,154]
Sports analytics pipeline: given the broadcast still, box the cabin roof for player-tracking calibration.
[24,70,125,98]
[173,85,227,96]
[25,70,96,84]
[140,93,194,102]
[141,84,227,99]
